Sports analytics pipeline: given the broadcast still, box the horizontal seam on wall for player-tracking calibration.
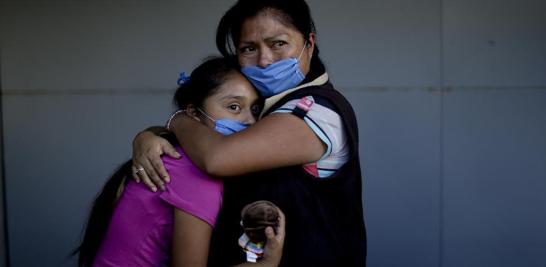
[339,86,546,92]
[2,86,546,96]
[1,88,175,96]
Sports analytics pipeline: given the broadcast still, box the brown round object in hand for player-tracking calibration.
[240,200,280,243]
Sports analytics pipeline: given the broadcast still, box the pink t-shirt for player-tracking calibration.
[93,147,222,267]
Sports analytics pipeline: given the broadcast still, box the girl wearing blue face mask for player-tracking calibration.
[132,0,366,266]
[75,57,285,267]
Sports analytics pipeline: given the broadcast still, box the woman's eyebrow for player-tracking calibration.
[239,34,289,45]
[239,40,255,46]
[264,34,289,42]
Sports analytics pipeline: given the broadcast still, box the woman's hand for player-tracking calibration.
[132,130,180,192]
[235,208,286,267]
[259,208,286,267]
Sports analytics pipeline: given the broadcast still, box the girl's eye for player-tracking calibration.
[251,104,262,115]
[228,104,241,112]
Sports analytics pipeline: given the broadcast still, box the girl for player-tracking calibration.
[75,57,285,267]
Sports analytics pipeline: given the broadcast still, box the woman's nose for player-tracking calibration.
[257,49,273,68]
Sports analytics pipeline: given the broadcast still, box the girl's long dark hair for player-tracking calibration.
[73,160,132,267]
[73,57,240,267]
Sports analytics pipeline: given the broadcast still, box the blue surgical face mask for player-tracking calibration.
[197,108,249,136]
[241,42,307,98]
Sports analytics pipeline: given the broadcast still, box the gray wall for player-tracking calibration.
[1,49,8,267]
[0,51,6,267]
[1,0,545,266]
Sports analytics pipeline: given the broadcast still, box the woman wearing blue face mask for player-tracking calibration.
[132,0,366,266]
[75,57,285,267]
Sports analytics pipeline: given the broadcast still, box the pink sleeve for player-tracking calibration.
[158,147,223,227]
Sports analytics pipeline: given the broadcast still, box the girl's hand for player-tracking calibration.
[132,130,180,192]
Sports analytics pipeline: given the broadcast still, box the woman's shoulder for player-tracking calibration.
[282,81,349,111]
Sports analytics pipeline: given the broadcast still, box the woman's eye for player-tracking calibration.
[239,46,256,54]
[272,41,287,48]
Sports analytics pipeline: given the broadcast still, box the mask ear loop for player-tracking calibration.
[196,107,216,123]
[297,40,308,61]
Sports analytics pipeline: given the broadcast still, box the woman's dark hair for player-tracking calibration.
[73,57,239,267]
[216,0,324,70]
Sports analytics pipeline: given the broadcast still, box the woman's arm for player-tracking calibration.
[171,209,212,267]
[171,113,326,177]
[131,111,325,188]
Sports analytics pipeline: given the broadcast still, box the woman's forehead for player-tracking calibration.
[239,12,301,42]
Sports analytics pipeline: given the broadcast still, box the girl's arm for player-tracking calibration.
[171,209,212,267]
[170,113,325,177]
[171,207,286,267]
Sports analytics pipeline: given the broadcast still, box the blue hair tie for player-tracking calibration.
[177,72,191,86]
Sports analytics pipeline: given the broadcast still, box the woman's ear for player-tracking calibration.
[185,104,201,122]
[306,33,315,56]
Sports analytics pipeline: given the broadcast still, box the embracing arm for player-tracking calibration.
[131,111,325,189]
[170,113,326,177]
[143,125,171,136]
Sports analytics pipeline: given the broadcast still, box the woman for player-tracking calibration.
[133,0,366,266]
[76,57,285,267]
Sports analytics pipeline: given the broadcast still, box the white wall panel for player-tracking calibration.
[313,0,442,88]
[444,0,546,86]
[3,93,172,266]
[1,1,231,91]
[346,88,441,267]
[443,89,546,267]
